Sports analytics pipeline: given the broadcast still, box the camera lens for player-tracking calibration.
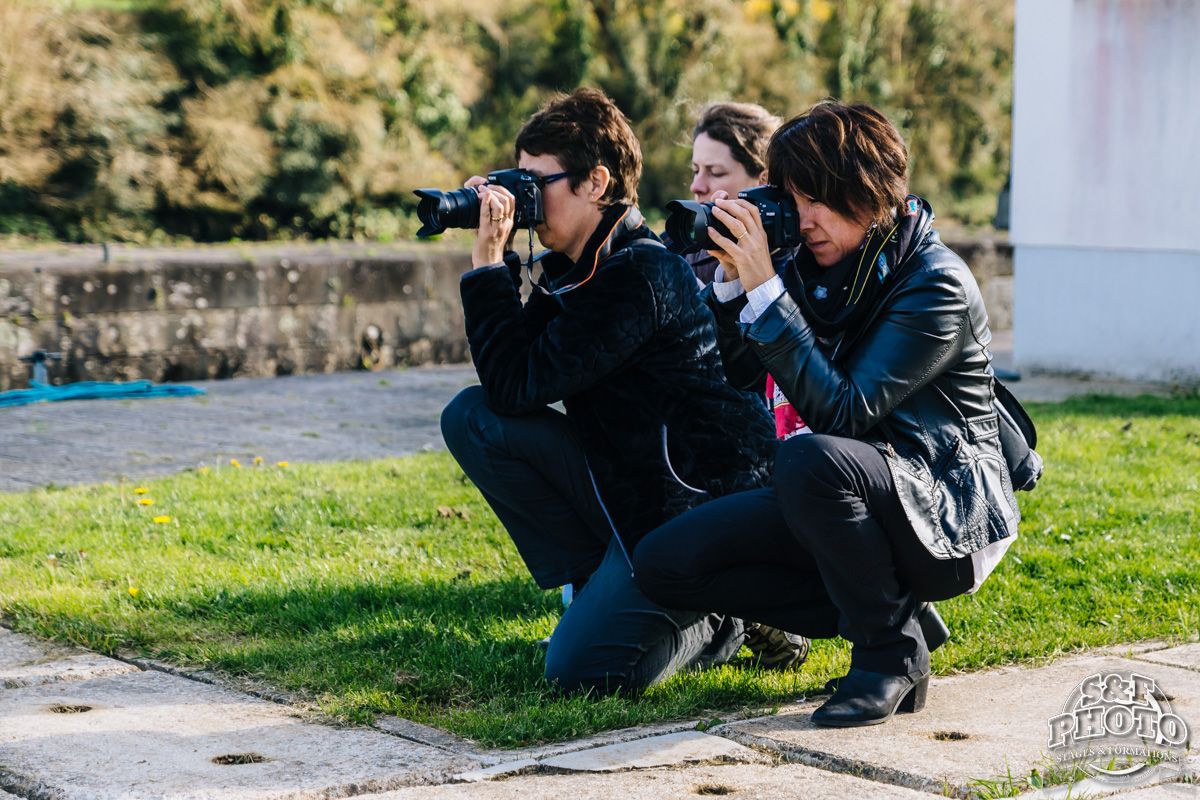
[664,200,731,254]
[414,187,481,237]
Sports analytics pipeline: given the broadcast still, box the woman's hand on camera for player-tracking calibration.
[706,192,774,292]
[465,176,516,268]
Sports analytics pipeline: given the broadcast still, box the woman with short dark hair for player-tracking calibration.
[633,101,1020,726]
[441,88,777,695]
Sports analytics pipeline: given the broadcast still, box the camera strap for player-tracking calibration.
[581,452,636,576]
[525,205,637,297]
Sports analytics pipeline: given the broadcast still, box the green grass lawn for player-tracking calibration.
[1,395,1197,747]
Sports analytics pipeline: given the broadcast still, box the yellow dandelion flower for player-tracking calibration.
[134,487,149,495]
[137,497,154,506]
[127,586,140,598]
[198,466,211,475]
[253,456,264,465]
[152,515,171,524]
[230,458,242,468]
[276,461,289,468]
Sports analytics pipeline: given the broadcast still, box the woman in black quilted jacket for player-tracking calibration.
[634,102,1021,726]
[439,88,778,695]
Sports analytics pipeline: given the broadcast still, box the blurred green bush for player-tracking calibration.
[0,0,1012,243]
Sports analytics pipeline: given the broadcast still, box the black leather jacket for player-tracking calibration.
[461,206,777,550]
[709,198,1019,558]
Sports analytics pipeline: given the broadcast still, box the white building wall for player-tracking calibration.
[1011,0,1200,381]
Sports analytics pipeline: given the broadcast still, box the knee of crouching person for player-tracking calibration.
[543,643,632,697]
[630,538,673,608]
[773,434,841,492]
[439,385,487,458]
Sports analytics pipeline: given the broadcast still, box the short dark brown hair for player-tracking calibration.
[515,88,642,207]
[767,101,908,227]
[693,102,780,177]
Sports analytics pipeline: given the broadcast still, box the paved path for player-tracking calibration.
[1,627,1196,799]
[0,350,1177,492]
[0,366,477,491]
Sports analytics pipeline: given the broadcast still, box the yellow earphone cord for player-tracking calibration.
[847,220,901,306]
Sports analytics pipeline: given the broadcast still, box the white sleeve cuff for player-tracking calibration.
[711,274,745,303]
[740,275,786,324]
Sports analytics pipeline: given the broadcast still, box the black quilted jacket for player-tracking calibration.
[460,205,777,549]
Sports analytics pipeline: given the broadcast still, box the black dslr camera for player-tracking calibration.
[664,185,802,254]
[414,169,546,237]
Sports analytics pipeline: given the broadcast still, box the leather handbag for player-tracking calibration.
[993,377,1043,491]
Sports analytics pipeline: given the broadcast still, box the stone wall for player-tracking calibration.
[0,244,469,391]
[0,237,1010,391]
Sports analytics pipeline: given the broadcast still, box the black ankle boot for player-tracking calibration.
[823,603,947,694]
[812,668,929,727]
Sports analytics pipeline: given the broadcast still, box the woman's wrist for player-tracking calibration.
[739,257,776,292]
[472,253,505,268]
[472,240,506,268]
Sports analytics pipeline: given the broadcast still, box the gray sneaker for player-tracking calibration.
[743,622,810,670]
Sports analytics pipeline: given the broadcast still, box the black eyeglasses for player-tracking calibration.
[534,169,575,186]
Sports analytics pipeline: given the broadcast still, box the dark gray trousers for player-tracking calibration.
[635,434,974,679]
[440,386,744,695]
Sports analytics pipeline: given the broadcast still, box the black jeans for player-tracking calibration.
[634,434,973,678]
[440,386,744,695]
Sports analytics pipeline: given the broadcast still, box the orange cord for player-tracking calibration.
[549,207,632,296]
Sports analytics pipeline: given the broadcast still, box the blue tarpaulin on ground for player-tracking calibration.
[0,380,205,409]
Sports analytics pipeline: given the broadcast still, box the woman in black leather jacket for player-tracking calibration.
[633,102,1020,726]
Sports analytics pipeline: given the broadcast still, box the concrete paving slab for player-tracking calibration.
[1097,640,1177,658]
[452,759,539,783]
[1087,783,1197,799]
[359,762,939,799]
[0,669,480,799]
[1026,777,1198,800]
[476,718,705,766]
[1136,644,1200,673]
[376,716,712,767]
[0,790,22,800]
[538,731,768,773]
[714,655,1200,796]
[375,716,475,752]
[0,627,138,688]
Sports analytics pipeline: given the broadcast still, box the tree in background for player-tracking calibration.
[0,0,1012,242]
[0,4,179,241]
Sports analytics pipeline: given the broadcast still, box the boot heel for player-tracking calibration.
[898,676,929,713]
